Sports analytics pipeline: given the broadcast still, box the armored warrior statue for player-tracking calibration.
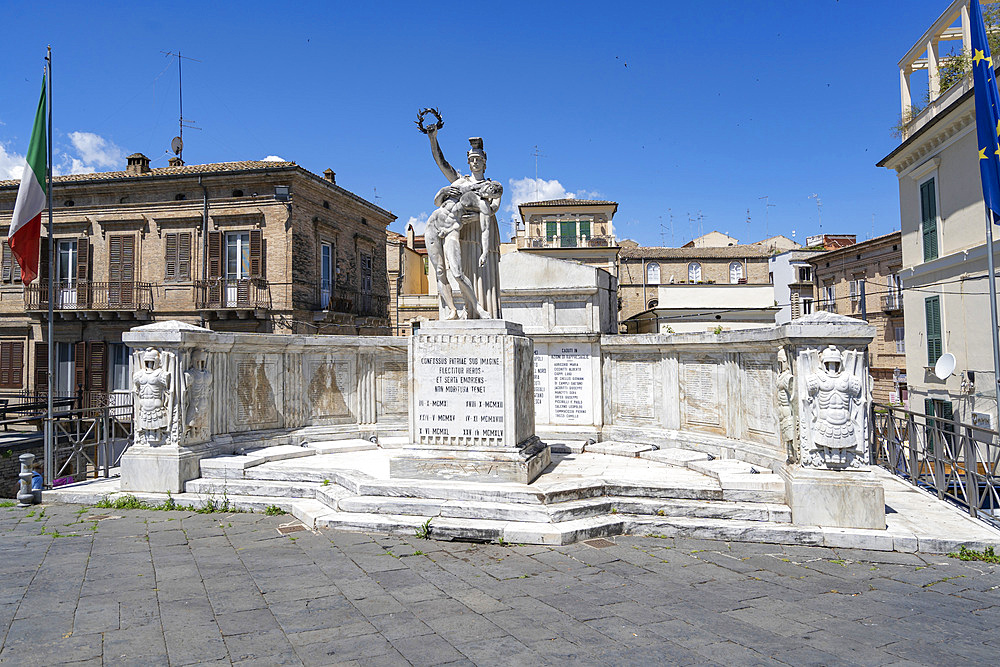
[803,345,865,468]
[776,347,797,463]
[183,348,212,442]
[134,347,172,446]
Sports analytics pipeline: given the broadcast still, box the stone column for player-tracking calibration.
[391,319,550,484]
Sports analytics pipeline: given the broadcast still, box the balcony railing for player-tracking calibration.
[882,293,903,312]
[24,281,154,312]
[194,278,272,310]
[818,300,838,313]
[321,285,388,318]
[517,235,617,250]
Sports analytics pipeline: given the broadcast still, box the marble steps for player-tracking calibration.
[306,510,624,546]
[184,477,323,499]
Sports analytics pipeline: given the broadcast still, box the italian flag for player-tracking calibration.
[9,77,47,285]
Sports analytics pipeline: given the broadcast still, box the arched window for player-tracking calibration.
[688,262,701,282]
[729,261,744,284]
[646,262,660,284]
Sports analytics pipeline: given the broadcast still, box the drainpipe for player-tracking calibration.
[199,176,209,328]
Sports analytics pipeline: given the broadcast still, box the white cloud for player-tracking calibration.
[0,144,25,180]
[504,177,602,220]
[406,212,429,236]
[67,131,122,169]
[262,155,286,162]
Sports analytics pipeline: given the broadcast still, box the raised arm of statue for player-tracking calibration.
[426,125,459,184]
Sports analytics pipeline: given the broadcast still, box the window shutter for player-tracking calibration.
[925,296,942,365]
[165,233,178,282]
[0,342,11,387]
[921,180,938,261]
[260,238,267,279]
[208,231,222,304]
[178,232,191,280]
[88,342,107,392]
[1,241,11,283]
[77,237,90,306]
[924,398,935,418]
[10,341,23,389]
[579,220,591,240]
[545,222,557,239]
[34,342,47,395]
[249,229,263,278]
[74,341,87,393]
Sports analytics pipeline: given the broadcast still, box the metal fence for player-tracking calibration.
[871,403,1000,529]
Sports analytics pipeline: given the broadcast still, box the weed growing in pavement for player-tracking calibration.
[415,517,433,539]
[0,500,15,508]
[264,505,287,516]
[321,479,330,486]
[93,493,249,514]
[948,545,1000,564]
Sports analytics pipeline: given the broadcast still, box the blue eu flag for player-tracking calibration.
[972,0,1000,224]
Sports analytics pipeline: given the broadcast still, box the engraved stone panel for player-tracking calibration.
[742,357,777,436]
[377,360,408,417]
[306,357,354,419]
[681,356,724,433]
[236,359,279,427]
[549,344,593,424]
[612,353,656,423]
[533,343,550,425]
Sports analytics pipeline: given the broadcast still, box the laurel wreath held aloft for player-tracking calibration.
[415,108,444,134]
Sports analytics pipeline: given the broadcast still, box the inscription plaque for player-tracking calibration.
[533,344,549,424]
[413,351,506,445]
[614,355,655,421]
[743,361,775,434]
[237,361,278,425]
[684,361,721,427]
[377,361,407,415]
[550,344,593,424]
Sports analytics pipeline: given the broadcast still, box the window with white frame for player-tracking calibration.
[802,297,813,315]
[729,261,744,284]
[797,266,812,282]
[688,262,701,282]
[646,262,660,284]
[894,326,905,354]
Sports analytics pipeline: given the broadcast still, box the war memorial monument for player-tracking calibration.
[47,112,993,552]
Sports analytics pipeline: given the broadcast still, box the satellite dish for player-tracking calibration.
[934,353,956,380]
[171,136,183,155]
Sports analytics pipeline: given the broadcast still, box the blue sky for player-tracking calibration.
[0,0,960,246]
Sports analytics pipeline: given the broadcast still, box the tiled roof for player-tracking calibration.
[806,230,901,260]
[0,160,297,188]
[620,245,772,259]
[518,199,617,207]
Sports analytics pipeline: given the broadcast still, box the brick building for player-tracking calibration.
[810,231,905,403]
[0,155,394,403]
[386,226,437,335]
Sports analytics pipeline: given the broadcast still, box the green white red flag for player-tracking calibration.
[9,77,47,285]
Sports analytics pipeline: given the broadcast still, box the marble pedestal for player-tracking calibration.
[780,465,886,530]
[391,319,550,484]
[120,442,219,494]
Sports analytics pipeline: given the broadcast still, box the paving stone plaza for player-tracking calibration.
[1,503,998,666]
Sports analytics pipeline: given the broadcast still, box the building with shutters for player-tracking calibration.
[512,199,620,276]
[0,154,394,405]
[877,0,1000,427]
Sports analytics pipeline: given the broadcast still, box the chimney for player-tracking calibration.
[323,169,336,184]
[406,224,415,248]
[168,156,184,167]
[126,153,151,175]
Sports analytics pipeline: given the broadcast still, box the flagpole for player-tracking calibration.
[985,210,1000,414]
[44,46,53,488]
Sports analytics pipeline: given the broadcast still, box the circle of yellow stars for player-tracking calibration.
[977,48,1000,160]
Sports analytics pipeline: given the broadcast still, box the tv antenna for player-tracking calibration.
[161,50,201,163]
[529,145,546,199]
[759,195,775,237]
[808,193,822,232]
[745,208,751,241]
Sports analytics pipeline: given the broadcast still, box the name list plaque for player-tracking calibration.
[413,352,506,445]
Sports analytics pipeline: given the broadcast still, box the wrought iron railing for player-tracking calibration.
[194,278,272,310]
[818,300,838,313]
[871,403,1000,529]
[881,294,904,312]
[24,281,154,311]
[517,235,617,249]
[322,286,388,318]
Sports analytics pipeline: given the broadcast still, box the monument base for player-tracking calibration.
[121,442,218,494]
[390,436,550,484]
[780,465,886,530]
[397,318,549,484]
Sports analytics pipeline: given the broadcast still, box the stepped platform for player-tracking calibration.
[40,438,1000,553]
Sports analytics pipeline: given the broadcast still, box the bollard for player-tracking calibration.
[17,453,36,507]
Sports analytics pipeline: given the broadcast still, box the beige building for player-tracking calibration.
[682,230,739,248]
[514,199,619,275]
[618,245,774,333]
[386,226,437,335]
[878,0,1000,424]
[809,232,905,403]
[0,155,393,402]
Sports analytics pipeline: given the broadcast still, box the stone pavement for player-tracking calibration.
[1,503,998,666]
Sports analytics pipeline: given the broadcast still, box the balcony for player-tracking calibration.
[24,281,154,319]
[320,285,388,319]
[517,235,617,250]
[819,300,838,313]
[881,293,904,313]
[194,278,272,317]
